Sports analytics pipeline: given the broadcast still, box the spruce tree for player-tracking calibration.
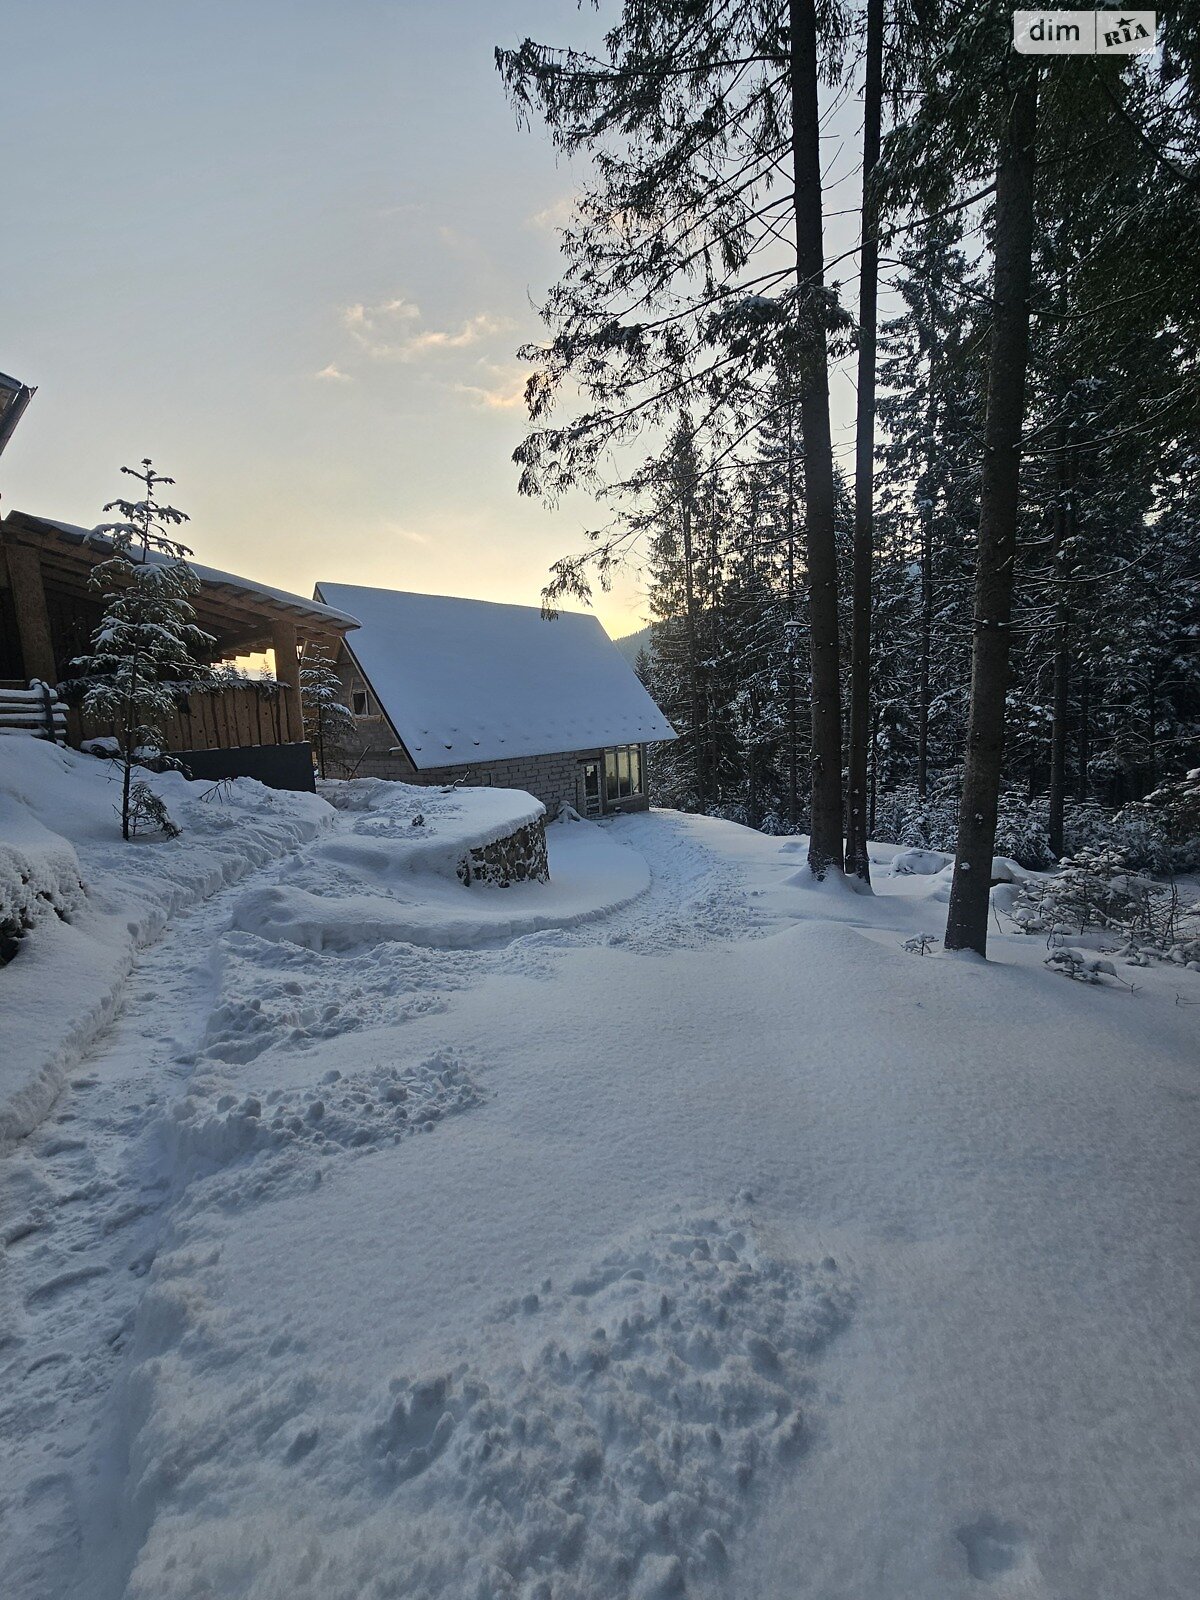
[497,0,852,876]
[300,648,355,778]
[943,70,1040,954]
[844,0,884,884]
[74,461,213,840]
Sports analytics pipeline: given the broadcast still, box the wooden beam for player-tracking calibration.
[3,519,355,680]
[271,620,303,743]
[5,539,57,682]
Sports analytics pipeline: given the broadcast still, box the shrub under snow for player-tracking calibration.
[1010,846,1200,967]
[0,787,87,963]
[1112,770,1200,874]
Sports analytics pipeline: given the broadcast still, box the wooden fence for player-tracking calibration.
[0,680,68,743]
[76,682,292,752]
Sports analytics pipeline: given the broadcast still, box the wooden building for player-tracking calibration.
[313,582,676,816]
[0,510,358,790]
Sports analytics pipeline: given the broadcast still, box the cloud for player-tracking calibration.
[527,193,578,232]
[378,521,432,546]
[314,363,352,382]
[342,297,511,362]
[454,361,529,412]
[455,385,526,411]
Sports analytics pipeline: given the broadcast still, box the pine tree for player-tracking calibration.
[876,220,984,804]
[845,0,884,885]
[300,647,355,778]
[633,644,654,692]
[719,477,786,827]
[74,461,213,840]
[497,0,853,877]
[750,365,808,828]
[787,0,844,877]
[943,71,1040,954]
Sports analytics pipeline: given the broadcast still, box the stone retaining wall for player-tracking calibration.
[456,817,550,888]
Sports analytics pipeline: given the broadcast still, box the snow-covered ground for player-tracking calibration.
[2,745,1198,1600]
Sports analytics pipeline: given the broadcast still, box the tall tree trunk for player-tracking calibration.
[1047,439,1072,859]
[916,325,940,797]
[945,74,1038,955]
[789,0,844,877]
[1048,610,1069,855]
[747,687,761,829]
[785,395,801,829]
[845,0,883,883]
[917,508,934,798]
[706,480,721,799]
[1077,672,1090,801]
[680,498,707,809]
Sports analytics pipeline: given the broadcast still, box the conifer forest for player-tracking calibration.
[498,1,1200,953]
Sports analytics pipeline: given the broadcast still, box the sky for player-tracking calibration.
[2,0,864,641]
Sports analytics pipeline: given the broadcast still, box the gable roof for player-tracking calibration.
[314,583,676,768]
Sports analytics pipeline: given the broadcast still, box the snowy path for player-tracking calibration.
[0,842,314,1598]
[3,791,1198,1600]
[2,799,754,1599]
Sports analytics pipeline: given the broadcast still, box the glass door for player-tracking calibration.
[582,761,602,817]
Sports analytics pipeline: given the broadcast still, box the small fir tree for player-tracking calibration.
[74,460,213,840]
[300,647,354,777]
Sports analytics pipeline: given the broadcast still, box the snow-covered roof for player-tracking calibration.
[314,583,677,767]
[6,512,360,634]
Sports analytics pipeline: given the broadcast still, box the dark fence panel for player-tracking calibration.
[174,742,316,793]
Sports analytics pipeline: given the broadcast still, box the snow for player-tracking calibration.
[314,582,677,765]
[233,801,649,953]
[2,763,1199,1600]
[0,741,332,1148]
[10,512,361,632]
[0,788,88,939]
[888,847,1036,883]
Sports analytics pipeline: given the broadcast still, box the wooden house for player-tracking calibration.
[313,583,676,815]
[0,510,358,790]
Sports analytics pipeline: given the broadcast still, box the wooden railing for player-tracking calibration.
[75,682,295,753]
[0,680,68,743]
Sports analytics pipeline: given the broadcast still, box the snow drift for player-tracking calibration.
[0,739,330,1146]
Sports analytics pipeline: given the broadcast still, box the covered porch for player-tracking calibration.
[0,510,359,790]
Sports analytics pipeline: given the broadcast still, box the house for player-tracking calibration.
[0,510,359,790]
[312,583,676,815]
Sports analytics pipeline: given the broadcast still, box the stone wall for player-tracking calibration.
[456,817,550,888]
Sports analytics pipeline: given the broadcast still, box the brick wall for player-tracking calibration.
[332,732,649,817]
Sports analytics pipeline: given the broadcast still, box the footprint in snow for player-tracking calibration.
[955,1514,1028,1581]
[372,1374,458,1482]
[359,1215,854,1599]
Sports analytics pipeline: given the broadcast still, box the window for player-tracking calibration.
[598,745,644,807]
[352,690,368,716]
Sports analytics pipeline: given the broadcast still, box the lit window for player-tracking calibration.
[605,747,620,803]
[599,746,643,805]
